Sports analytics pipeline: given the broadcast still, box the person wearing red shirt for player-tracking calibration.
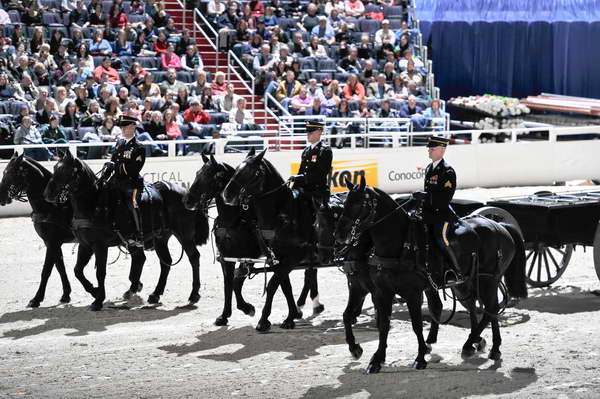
[342,74,366,101]
[154,31,169,54]
[109,5,129,28]
[183,100,211,124]
[93,57,120,84]
[248,0,265,17]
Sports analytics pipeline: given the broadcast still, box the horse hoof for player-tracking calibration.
[366,362,382,374]
[293,310,303,320]
[313,304,325,315]
[123,290,132,301]
[476,338,487,352]
[214,316,228,326]
[280,319,296,329]
[90,301,103,311]
[425,343,432,354]
[59,294,71,304]
[489,350,501,361]
[147,294,161,304]
[350,344,363,360]
[296,299,305,308]
[461,346,476,359]
[188,292,200,304]
[136,282,143,293]
[240,304,255,317]
[412,360,428,370]
[27,299,41,308]
[256,320,271,333]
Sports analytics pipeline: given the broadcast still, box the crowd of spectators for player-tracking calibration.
[0,0,261,160]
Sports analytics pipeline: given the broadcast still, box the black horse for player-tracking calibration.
[43,150,209,310]
[0,152,73,308]
[317,194,444,360]
[223,149,328,332]
[183,154,259,326]
[335,177,527,372]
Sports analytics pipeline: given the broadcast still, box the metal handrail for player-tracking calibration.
[193,8,220,70]
[227,50,256,116]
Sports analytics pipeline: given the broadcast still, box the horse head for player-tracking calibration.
[0,152,48,206]
[184,153,233,210]
[334,175,375,245]
[222,148,268,206]
[44,150,84,204]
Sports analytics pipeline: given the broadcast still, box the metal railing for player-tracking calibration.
[227,50,256,116]
[193,8,220,69]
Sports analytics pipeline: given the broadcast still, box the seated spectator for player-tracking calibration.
[306,78,324,100]
[357,34,373,61]
[30,28,45,55]
[113,30,133,56]
[53,60,78,87]
[98,116,122,141]
[263,7,278,31]
[154,31,170,54]
[344,0,364,17]
[252,44,275,91]
[326,0,346,16]
[80,99,105,127]
[367,73,392,100]
[36,100,59,125]
[53,43,72,68]
[215,83,241,113]
[142,17,159,41]
[416,98,446,131]
[93,57,120,85]
[342,74,365,101]
[75,44,95,71]
[395,34,411,57]
[296,4,320,32]
[290,87,313,114]
[74,85,90,113]
[378,98,399,118]
[89,30,112,56]
[311,16,336,46]
[181,45,204,72]
[335,24,351,52]
[217,4,239,51]
[14,104,31,126]
[14,74,39,103]
[211,71,227,96]
[163,18,182,39]
[273,45,293,67]
[354,99,374,118]
[130,0,145,15]
[398,49,425,71]
[228,97,256,127]
[268,0,285,17]
[61,101,79,129]
[305,97,330,116]
[320,86,340,113]
[249,0,265,17]
[161,43,182,70]
[117,87,130,106]
[375,19,396,52]
[391,74,408,100]
[89,3,107,27]
[189,71,209,97]
[285,0,303,17]
[142,111,166,140]
[22,7,42,26]
[162,109,185,155]
[14,116,53,161]
[399,95,423,119]
[338,47,362,74]
[128,62,149,86]
[307,36,328,58]
[400,60,423,87]
[407,81,430,101]
[183,100,211,124]
[159,68,186,97]
[132,31,157,57]
[200,86,216,111]
[359,59,377,84]
[0,9,10,25]
[50,30,66,55]
[39,115,68,145]
[104,96,122,119]
[0,73,16,99]
[275,70,302,109]
[208,0,227,22]
[382,62,397,82]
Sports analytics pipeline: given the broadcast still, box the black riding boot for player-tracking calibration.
[130,207,144,247]
[442,245,465,286]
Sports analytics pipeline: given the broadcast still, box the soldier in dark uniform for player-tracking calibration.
[413,136,463,284]
[101,115,146,246]
[289,120,333,210]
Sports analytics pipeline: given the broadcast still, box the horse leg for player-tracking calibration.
[296,268,311,310]
[489,316,502,360]
[28,243,58,308]
[54,247,71,303]
[183,241,201,304]
[308,268,324,314]
[463,294,487,354]
[424,288,442,351]
[406,291,429,370]
[233,264,255,317]
[215,261,235,326]
[255,272,281,333]
[90,245,108,311]
[73,244,95,299]
[344,276,368,359]
[148,240,171,304]
[123,247,146,300]
[280,270,302,329]
[461,281,497,358]
[366,290,393,374]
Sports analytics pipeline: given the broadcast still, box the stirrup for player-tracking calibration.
[443,269,465,288]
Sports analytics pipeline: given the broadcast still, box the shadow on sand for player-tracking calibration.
[515,286,600,314]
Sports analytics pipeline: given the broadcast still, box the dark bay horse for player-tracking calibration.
[222,149,324,332]
[43,151,209,310]
[183,154,259,326]
[335,177,527,372]
[317,193,444,360]
[0,153,73,307]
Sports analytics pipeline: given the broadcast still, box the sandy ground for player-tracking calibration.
[1,185,600,399]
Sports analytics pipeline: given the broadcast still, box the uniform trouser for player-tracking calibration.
[123,186,143,237]
[430,221,462,276]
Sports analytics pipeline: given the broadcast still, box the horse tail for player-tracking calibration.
[501,223,528,299]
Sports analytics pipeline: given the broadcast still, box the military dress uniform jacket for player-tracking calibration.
[422,158,457,223]
[111,137,146,189]
[294,141,333,196]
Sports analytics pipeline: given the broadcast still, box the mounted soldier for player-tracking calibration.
[412,135,465,284]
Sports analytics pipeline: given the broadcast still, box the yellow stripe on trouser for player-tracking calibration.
[442,222,449,246]
[132,189,138,209]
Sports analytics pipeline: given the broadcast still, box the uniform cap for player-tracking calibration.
[306,120,325,133]
[427,136,449,148]
[116,115,140,127]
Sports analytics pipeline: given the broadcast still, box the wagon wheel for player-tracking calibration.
[594,222,600,282]
[471,206,523,237]
[525,243,573,288]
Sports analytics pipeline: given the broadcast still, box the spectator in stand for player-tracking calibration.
[407,81,430,101]
[181,45,204,72]
[344,0,364,17]
[104,96,122,119]
[14,116,53,161]
[253,44,275,92]
[0,73,16,99]
[89,3,107,27]
[75,44,94,70]
[275,70,302,109]
[326,0,346,16]
[189,71,208,96]
[12,55,32,82]
[342,74,365,101]
[89,30,112,56]
[338,47,362,74]
[354,99,373,118]
[398,48,425,71]
[378,98,398,118]
[93,57,120,85]
[0,9,10,25]
[328,8,346,31]
[128,62,148,86]
[208,0,227,23]
[273,45,293,68]
[108,4,128,29]
[367,73,392,100]
[39,115,68,146]
[142,110,166,141]
[307,35,328,58]
[228,97,256,128]
[306,78,324,100]
[269,0,285,17]
[175,29,194,55]
[249,0,265,17]
[211,71,228,96]
[113,29,133,56]
[184,100,211,124]
[161,42,182,70]
[50,30,65,55]
[320,86,340,113]
[382,61,397,82]
[130,0,145,15]
[217,4,240,51]
[74,84,90,112]
[154,31,170,54]
[131,31,154,56]
[263,7,279,33]
[14,74,39,103]
[330,98,353,147]
[215,83,241,113]
[200,86,216,110]
[61,101,79,129]
[400,59,423,87]
[163,109,184,155]
[80,99,104,127]
[311,16,336,45]
[399,94,423,120]
[395,34,411,57]
[159,68,186,97]
[335,23,351,53]
[22,7,42,26]
[305,96,330,116]
[375,19,396,49]
[416,98,446,131]
[290,87,313,114]
[69,29,86,53]
[285,0,303,17]
[52,60,77,87]
[356,34,372,61]
[288,32,309,58]
[391,74,408,100]
[30,28,45,55]
[117,87,130,106]
[359,59,376,84]
[164,18,182,39]
[176,87,191,112]
[142,17,159,41]
[53,43,71,68]
[297,4,320,32]
[36,100,58,126]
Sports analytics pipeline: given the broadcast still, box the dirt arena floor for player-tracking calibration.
[1,185,600,399]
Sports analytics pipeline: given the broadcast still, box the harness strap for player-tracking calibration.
[368,254,415,271]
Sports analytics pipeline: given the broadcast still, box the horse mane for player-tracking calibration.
[220,161,235,179]
[23,157,53,181]
[76,158,98,186]
[261,158,285,184]
[371,186,399,208]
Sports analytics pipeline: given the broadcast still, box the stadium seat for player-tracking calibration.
[63,127,76,141]
[312,72,332,82]
[8,11,21,23]
[317,58,337,73]
[208,113,228,125]
[384,6,404,18]
[93,56,105,67]
[136,56,161,70]
[43,12,64,26]
[390,100,405,110]
[6,101,27,115]
[128,15,145,24]
[300,57,316,72]
[77,127,97,140]
[48,26,69,38]
[390,19,403,30]
[176,70,196,84]
[150,70,167,82]
[367,100,382,111]
[359,20,381,34]
[1,24,16,39]
[102,1,113,13]
[365,4,382,13]
[334,72,350,83]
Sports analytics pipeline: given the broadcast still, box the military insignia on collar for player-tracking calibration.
[311,155,318,162]
[444,181,452,188]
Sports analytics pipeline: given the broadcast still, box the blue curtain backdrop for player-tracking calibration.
[416,0,600,99]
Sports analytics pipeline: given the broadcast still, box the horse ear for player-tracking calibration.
[209,154,216,164]
[254,149,267,162]
[358,175,366,191]
[246,147,256,158]
[201,153,209,163]
[12,151,19,159]
[64,149,73,160]
[345,177,355,190]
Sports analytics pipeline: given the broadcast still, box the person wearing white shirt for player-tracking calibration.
[0,9,11,25]
[374,20,396,47]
